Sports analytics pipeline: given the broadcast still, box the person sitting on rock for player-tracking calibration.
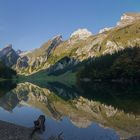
[34,115,45,132]
[30,115,46,137]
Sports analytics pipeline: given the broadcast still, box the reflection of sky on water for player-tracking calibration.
[0,105,119,140]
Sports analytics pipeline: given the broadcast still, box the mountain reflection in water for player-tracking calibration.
[0,81,139,140]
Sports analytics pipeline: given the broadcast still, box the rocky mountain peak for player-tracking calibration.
[46,35,63,56]
[1,44,12,51]
[4,44,12,48]
[117,12,140,27]
[51,35,63,41]
[70,28,92,40]
[99,27,112,33]
[16,49,24,55]
[0,44,19,67]
[0,44,13,56]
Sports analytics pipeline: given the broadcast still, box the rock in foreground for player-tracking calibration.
[0,120,43,140]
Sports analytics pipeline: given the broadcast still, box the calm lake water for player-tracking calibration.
[0,81,139,140]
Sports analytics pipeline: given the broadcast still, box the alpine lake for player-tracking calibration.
[0,80,139,140]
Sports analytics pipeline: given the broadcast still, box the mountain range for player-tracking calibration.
[0,12,140,77]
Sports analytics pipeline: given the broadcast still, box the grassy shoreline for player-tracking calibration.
[17,71,76,87]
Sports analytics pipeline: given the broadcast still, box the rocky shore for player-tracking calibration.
[126,136,140,140]
[0,120,43,140]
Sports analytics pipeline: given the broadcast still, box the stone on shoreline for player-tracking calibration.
[0,120,43,140]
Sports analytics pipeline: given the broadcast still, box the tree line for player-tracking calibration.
[77,46,140,82]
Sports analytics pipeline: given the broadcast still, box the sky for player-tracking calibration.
[0,0,139,51]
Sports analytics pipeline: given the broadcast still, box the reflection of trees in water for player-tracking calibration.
[46,82,140,138]
[0,80,17,97]
[21,80,140,115]
[46,82,78,100]
[78,82,140,114]
[0,81,139,138]
[39,81,140,115]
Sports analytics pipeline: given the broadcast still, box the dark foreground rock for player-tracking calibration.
[126,136,140,140]
[0,120,43,140]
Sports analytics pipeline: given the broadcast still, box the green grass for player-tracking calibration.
[17,71,76,87]
[101,20,140,51]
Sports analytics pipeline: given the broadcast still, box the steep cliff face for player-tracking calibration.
[15,35,63,74]
[0,44,19,67]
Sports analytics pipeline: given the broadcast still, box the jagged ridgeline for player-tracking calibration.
[0,13,139,79]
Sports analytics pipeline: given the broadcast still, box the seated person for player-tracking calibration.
[34,115,46,132]
[30,115,46,137]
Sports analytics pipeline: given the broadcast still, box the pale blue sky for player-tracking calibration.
[0,0,139,50]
